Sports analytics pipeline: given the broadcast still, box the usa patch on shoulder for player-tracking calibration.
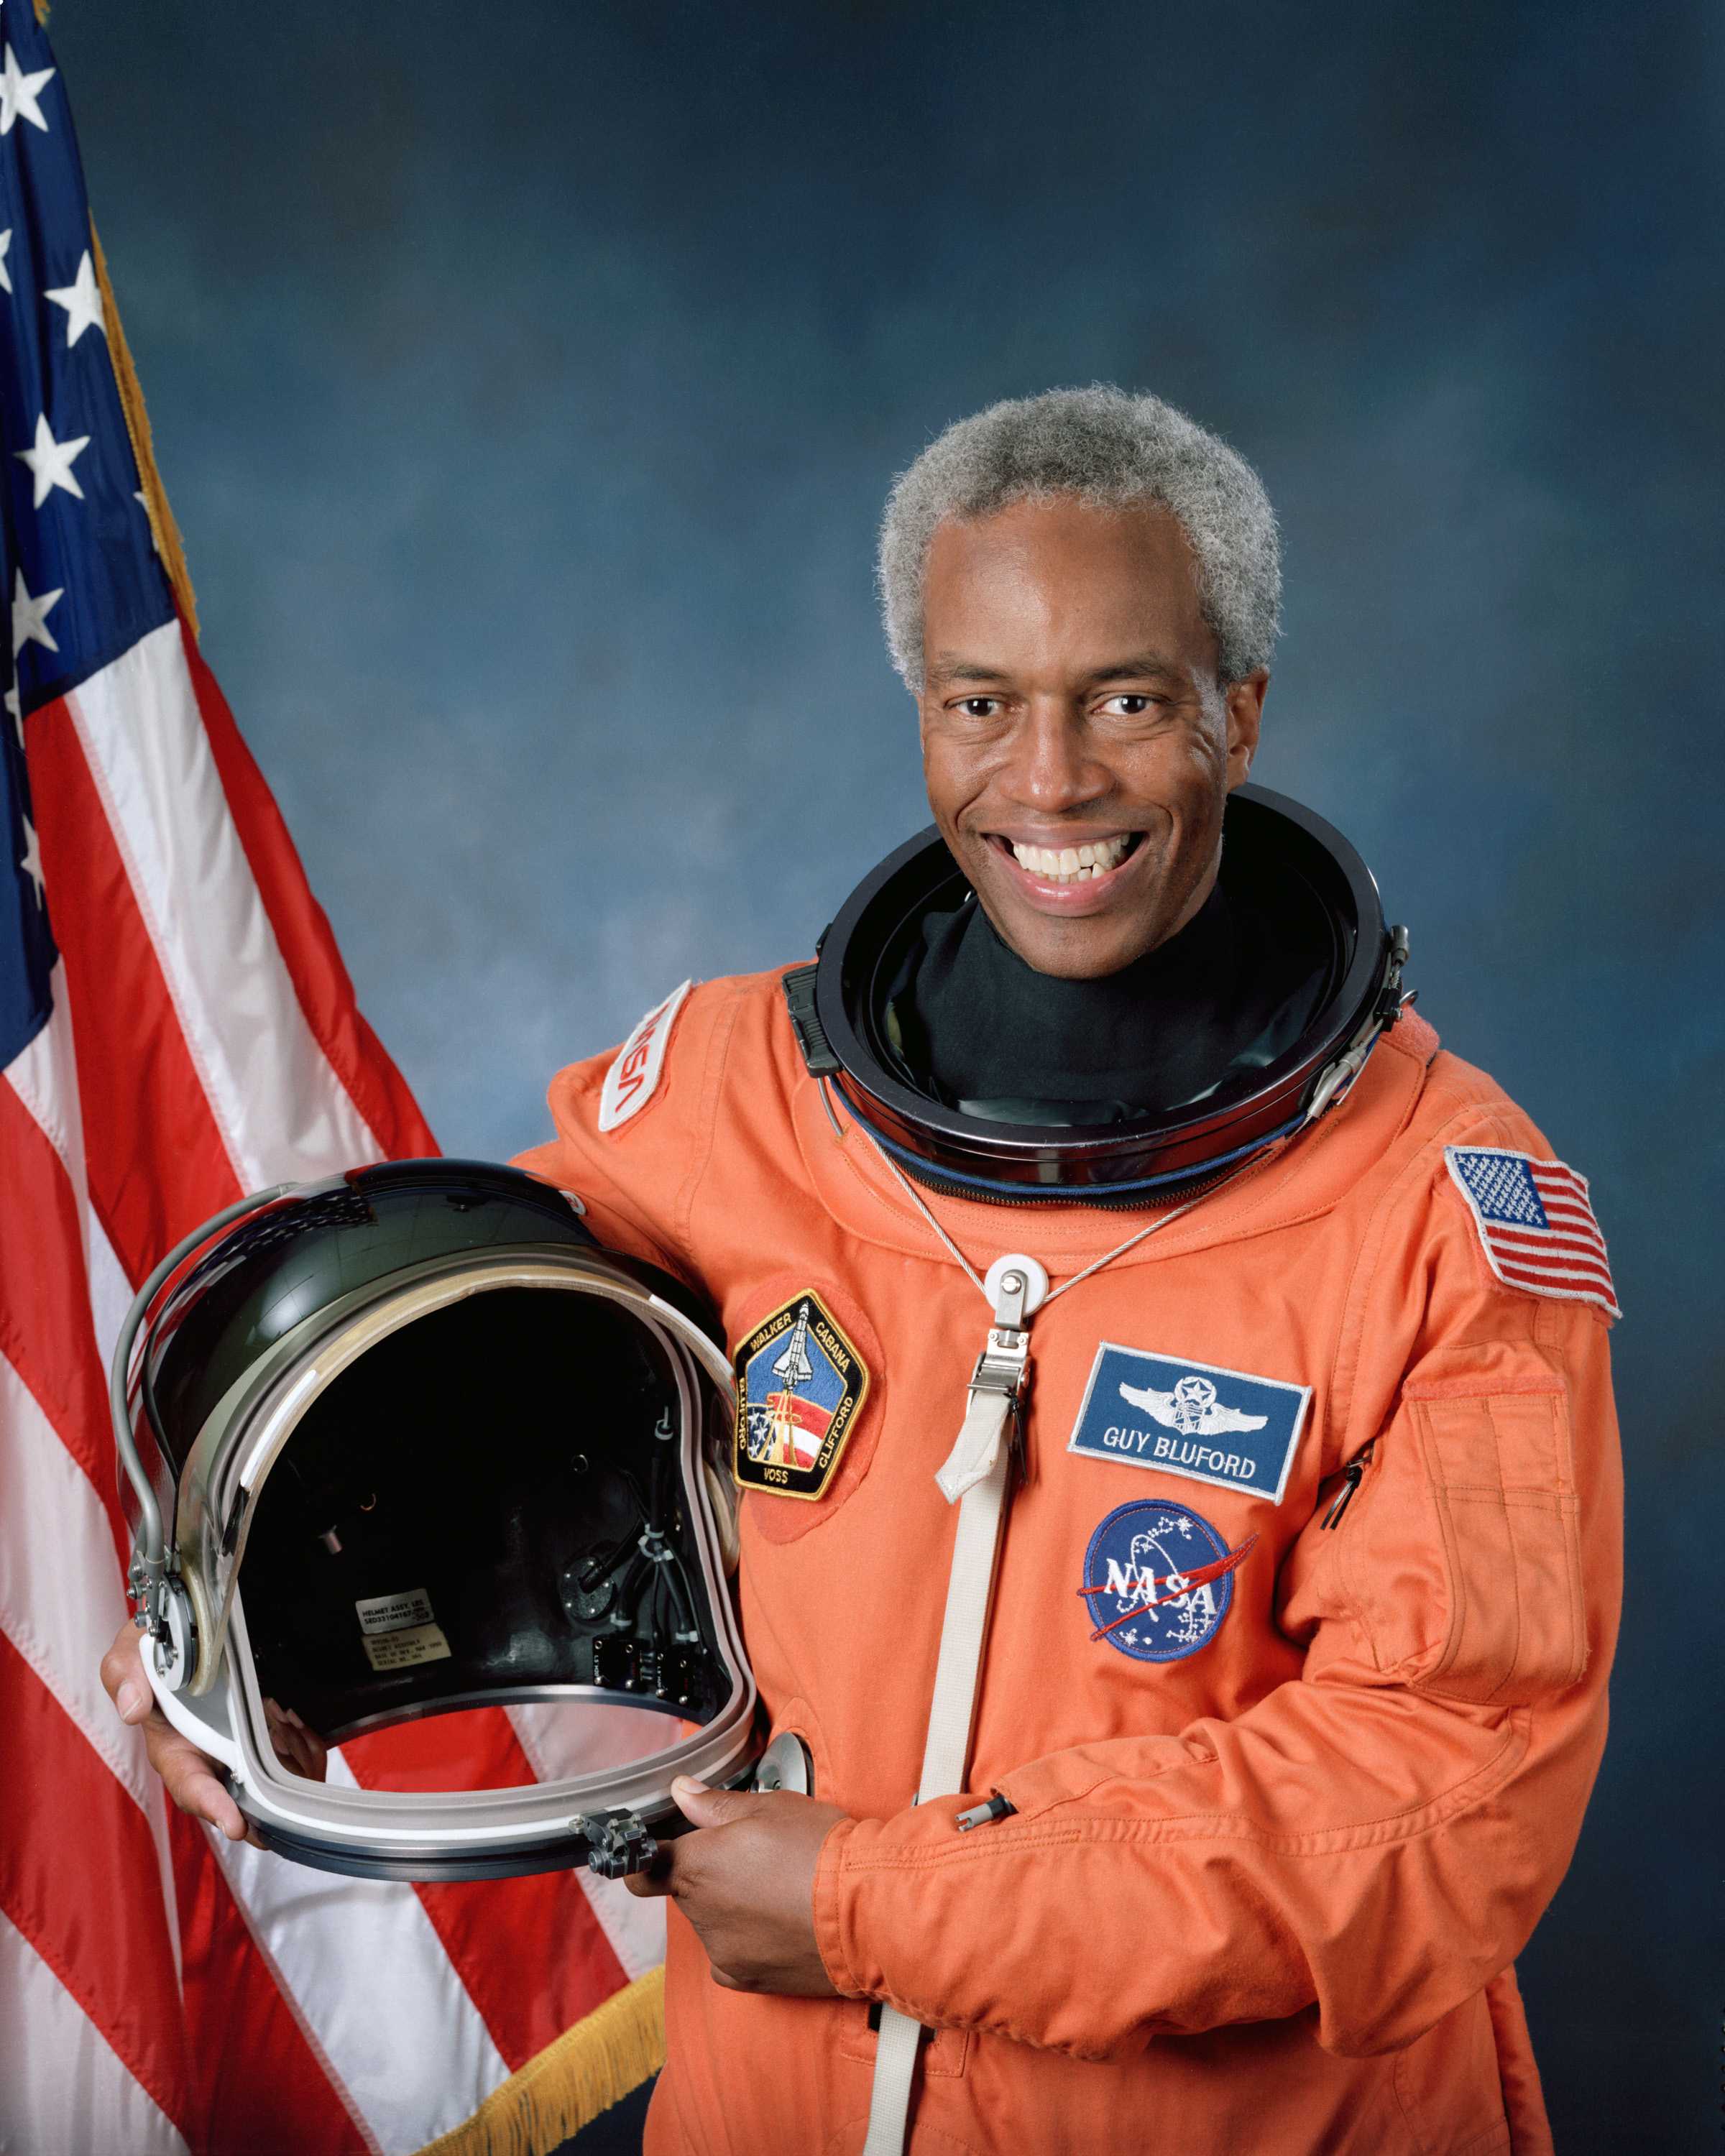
[1445,1146,1619,1319]
[598,980,693,1133]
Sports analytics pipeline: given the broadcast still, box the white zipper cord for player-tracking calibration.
[855,1107,1238,1314]
[846,1110,1267,2156]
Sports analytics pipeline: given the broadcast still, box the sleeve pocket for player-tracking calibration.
[1402,1376,1587,1704]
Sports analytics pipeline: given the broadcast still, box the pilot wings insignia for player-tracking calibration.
[1118,1373,1269,1437]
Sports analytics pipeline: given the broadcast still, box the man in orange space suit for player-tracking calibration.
[115,387,1624,2155]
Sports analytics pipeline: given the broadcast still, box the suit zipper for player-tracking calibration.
[1320,1441,1376,1530]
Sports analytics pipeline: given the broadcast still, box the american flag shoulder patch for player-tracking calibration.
[1444,1144,1619,1320]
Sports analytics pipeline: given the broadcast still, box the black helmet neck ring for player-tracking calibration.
[786,783,1411,1207]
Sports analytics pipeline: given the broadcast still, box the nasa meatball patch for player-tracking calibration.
[1079,1498,1255,1664]
[1067,1344,1310,1505]
[733,1292,870,1502]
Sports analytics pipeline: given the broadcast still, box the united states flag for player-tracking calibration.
[1445,1146,1619,1321]
[1,9,660,2152]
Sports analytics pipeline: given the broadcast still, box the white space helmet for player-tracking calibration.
[114,1159,760,1880]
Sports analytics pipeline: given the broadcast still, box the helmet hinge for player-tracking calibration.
[781,964,840,1077]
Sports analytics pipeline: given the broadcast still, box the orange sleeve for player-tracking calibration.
[510,976,742,1287]
[812,1119,1624,2062]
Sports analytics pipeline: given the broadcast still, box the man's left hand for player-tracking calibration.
[623,1774,848,1996]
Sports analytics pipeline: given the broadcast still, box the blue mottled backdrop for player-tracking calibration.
[54,3,1721,2147]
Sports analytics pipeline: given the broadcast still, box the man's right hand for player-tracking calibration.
[100,1618,327,1846]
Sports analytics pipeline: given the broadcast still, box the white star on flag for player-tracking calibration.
[12,571,63,655]
[45,249,105,344]
[5,683,20,750]
[0,229,12,295]
[16,411,90,507]
[0,43,55,135]
[19,819,45,905]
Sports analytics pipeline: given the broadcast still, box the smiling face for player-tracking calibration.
[917,497,1268,979]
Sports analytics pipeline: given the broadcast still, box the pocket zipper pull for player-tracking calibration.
[1320,1446,1374,1531]
[954,1791,1017,1833]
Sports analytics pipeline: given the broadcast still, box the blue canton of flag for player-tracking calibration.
[1,0,172,1069]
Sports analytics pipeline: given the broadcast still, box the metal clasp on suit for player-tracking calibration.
[968,1324,1029,1404]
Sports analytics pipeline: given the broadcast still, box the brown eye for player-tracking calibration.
[960,698,998,718]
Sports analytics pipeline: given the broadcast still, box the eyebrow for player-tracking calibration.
[1083,653,1184,685]
[927,651,1187,688]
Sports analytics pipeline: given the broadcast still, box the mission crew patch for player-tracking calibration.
[733,1291,870,1502]
[1067,1342,1311,1505]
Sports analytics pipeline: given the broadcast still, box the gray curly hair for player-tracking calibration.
[878,384,1281,690]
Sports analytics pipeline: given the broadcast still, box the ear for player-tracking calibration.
[1223,670,1269,788]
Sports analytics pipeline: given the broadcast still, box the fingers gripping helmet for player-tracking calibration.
[114,1160,760,1881]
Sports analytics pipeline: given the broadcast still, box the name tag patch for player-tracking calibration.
[1067,1344,1310,1505]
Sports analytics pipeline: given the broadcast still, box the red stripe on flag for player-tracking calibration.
[0,1079,127,1555]
[182,622,436,1166]
[1494,1261,1619,1310]
[1487,1225,1612,1263]
[1,1058,348,2155]
[1494,1263,1616,1299]
[342,1716,629,2071]
[0,1632,190,2137]
[1488,1230,1612,1271]
[1530,1202,1602,1233]
[769,1391,834,1439]
[1527,1182,1601,1215]
[1492,1245,1611,1275]
[166,1812,372,2156]
[24,699,242,1276]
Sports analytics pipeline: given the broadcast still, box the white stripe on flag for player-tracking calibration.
[0,1911,190,2156]
[65,625,381,1191]
[0,1349,154,1814]
[211,1751,510,2156]
[0,1336,184,1986]
[4,995,186,1981]
[507,1702,669,1981]
[6,962,137,1370]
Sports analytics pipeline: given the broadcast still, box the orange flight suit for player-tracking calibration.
[516,964,1621,2156]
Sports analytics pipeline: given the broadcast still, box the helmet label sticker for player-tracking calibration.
[597,979,694,1133]
[356,1588,437,1636]
[1079,1498,1256,1664]
[733,1291,870,1503]
[356,1587,451,1672]
[1066,1343,1311,1505]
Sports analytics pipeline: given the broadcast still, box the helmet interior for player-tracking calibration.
[236,1286,732,1746]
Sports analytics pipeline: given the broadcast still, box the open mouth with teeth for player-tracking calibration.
[992,831,1144,885]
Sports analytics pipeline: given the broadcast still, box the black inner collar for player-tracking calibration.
[885,859,1336,1127]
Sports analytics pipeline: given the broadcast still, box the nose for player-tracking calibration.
[1001,704,1110,816]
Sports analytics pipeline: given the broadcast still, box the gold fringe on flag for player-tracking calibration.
[88,221,199,637]
[416,1966,666,2156]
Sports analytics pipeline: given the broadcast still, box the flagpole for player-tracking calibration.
[88,221,198,635]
